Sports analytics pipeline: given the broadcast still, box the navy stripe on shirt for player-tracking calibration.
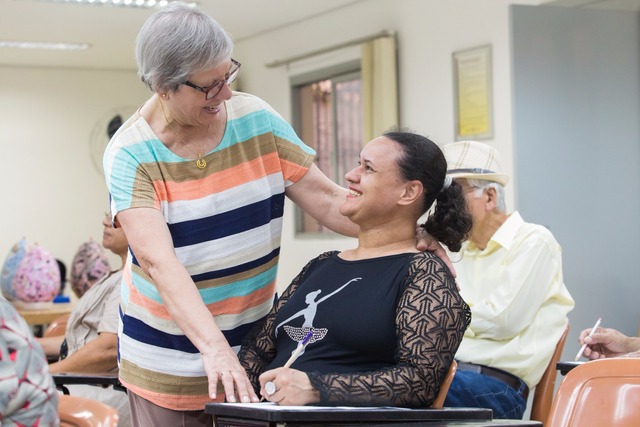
[122,314,267,352]
[168,193,285,248]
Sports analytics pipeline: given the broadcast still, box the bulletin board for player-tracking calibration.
[453,45,493,140]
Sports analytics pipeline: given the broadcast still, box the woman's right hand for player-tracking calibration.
[202,344,259,403]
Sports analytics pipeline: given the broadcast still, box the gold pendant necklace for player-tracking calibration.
[159,99,207,170]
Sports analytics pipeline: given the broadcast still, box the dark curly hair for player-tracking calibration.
[384,130,472,252]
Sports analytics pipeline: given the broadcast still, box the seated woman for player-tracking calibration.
[239,131,472,407]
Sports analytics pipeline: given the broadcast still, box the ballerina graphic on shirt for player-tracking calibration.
[275,277,362,346]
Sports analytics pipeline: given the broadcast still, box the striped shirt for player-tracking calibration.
[103,92,315,410]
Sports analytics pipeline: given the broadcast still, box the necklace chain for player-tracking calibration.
[159,99,207,170]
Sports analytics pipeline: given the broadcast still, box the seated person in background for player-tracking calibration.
[68,238,111,299]
[579,326,640,359]
[239,131,473,407]
[441,140,575,419]
[0,295,58,426]
[37,213,131,427]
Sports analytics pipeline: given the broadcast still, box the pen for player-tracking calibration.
[574,317,602,361]
[263,330,314,399]
[283,330,314,368]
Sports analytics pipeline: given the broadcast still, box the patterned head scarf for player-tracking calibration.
[13,245,61,303]
[69,240,111,298]
[1,238,30,301]
[0,296,59,423]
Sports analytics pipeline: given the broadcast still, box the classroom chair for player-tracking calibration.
[545,357,640,427]
[431,360,457,409]
[529,324,569,423]
[43,313,70,337]
[58,394,119,427]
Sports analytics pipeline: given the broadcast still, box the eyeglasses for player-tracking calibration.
[183,58,241,100]
[105,212,121,228]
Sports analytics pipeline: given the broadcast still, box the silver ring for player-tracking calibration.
[265,381,276,395]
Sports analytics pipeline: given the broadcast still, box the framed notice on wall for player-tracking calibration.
[453,45,493,140]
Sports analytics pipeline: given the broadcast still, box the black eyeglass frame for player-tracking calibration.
[183,59,241,100]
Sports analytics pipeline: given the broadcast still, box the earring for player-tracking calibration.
[161,93,167,98]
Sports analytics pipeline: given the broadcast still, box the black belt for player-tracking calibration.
[456,361,529,400]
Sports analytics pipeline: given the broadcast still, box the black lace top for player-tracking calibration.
[238,251,470,407]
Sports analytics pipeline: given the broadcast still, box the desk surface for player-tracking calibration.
[53,372,121,387]
[15,302,73,326]
[556,361,585,375]
[206,403,540,426]
[53,371,123,395]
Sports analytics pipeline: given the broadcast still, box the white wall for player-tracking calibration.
[0,66,149,273]
[0,0,543,293]
[233,0,540,290]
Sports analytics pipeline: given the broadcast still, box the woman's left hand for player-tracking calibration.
[259,368,320,405]
[202,344,259,403]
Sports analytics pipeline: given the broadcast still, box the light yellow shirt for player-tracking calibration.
[454,211,575,387]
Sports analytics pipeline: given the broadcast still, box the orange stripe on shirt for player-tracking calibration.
[208,280,276,317]
[126,278,275,319]
[153,153,282,203]
[121,381,222,411]
[281,158,310,183]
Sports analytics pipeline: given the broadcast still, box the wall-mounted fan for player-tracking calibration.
[89,106,137,177]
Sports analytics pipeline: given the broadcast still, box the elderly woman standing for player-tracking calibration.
[103,2,363,425]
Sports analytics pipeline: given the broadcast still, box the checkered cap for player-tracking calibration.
[443,140,509,185]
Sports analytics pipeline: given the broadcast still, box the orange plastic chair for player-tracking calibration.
[431,360,457,408]
[43,313,70,337]
[530,324,570,423]
[58,394,119,427]
[545,357,640,427]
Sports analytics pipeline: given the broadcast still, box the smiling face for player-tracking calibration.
[169,58,235,127]
[339,136,412,226]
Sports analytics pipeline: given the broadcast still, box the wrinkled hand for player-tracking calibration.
[259,368,320,406]
[416,226,457,278]
[578,327,630,360]
[202,345,259,403]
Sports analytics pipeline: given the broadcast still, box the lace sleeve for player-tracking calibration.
[239,251,336,392]
[307,252,471,407]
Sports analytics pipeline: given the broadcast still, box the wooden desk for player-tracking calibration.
[53,372,124,395]
[206,403,541,427]
[15,302,73,326]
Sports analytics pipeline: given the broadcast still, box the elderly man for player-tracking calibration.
[442,140,574,419]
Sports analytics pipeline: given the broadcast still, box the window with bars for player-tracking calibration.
[291,64,363,235]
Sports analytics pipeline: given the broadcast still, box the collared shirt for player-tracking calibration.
[104,92,315,410]
[454,211,575,387]
[65,270,121,373]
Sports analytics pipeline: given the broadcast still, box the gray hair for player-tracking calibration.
[136,1,233,93]
[465,178,507,213]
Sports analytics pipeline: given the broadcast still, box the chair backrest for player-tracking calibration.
[546,357,640,427]
[43,313,70,337]
[58,394,119,427]
[431,360,457,408]
[530,323,569,423]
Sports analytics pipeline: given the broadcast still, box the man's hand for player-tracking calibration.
[579,327,640,359]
